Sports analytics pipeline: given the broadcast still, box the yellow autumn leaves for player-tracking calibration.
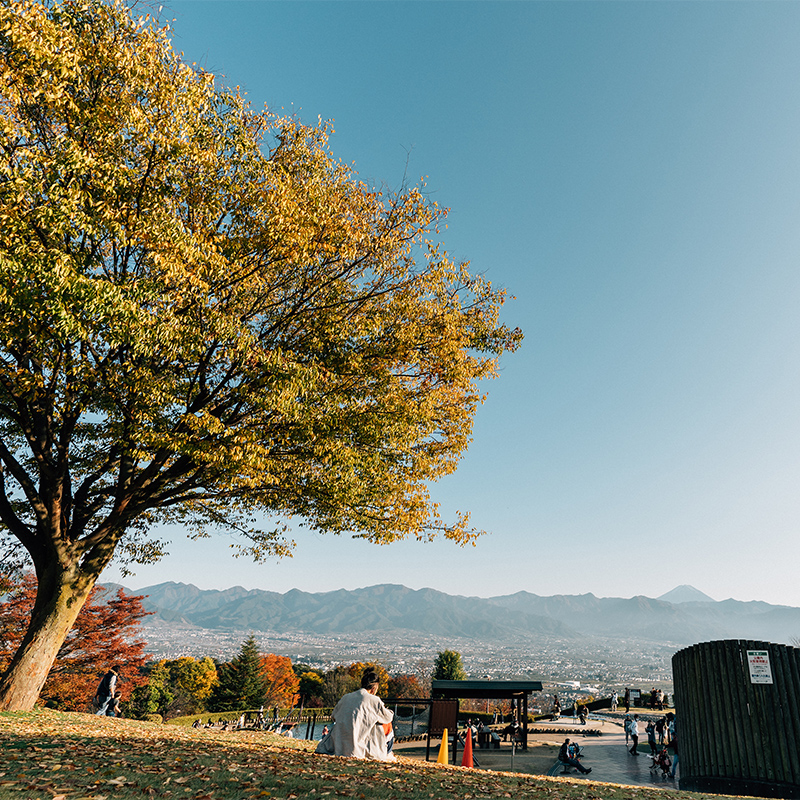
[0,0,522,569]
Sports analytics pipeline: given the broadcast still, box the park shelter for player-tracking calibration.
[431,679,542,755]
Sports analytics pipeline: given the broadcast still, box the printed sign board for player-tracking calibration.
[747,650,773,685]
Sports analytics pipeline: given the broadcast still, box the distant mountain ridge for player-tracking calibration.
[117,581,800,646]
[124,582,576,641]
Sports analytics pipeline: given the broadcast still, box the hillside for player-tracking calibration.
[0,709,743,800]
[117,582,800,647]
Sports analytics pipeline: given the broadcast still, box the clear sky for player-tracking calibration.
[103,1,800,607]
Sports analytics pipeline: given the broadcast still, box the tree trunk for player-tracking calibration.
[0,571,95,711]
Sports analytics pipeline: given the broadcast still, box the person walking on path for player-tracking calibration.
[558,739,592,775]
[629,714,640,755]
[611,691,618,712]
[655,716,666,745]
[667,715,679,779]
[646,720,657,755]
[624,687,630,713]
[93,665,121,716]
[623,713,632,746]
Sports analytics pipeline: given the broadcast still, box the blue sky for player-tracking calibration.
[104,1,800,607]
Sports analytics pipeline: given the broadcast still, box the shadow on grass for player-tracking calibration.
[0,711,740,800]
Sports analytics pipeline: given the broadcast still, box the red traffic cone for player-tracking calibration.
[461,727,474,768]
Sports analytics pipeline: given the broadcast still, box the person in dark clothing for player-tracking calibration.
[646,720,657,755]
[106,691,123,717]
[93,666,121,716]
[558,739,592,774]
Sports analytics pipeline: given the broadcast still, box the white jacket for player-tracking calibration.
[330,688,394,760]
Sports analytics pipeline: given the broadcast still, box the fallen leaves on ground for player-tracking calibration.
[0,710,743,800]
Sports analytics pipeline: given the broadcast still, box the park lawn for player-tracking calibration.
[0,709,746,800]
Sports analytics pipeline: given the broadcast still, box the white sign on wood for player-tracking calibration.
[746,650,773,685]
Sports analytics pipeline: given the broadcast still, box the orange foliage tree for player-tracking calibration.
[0,575,151,710]
[260,653,299,708]
[387,673,426,699]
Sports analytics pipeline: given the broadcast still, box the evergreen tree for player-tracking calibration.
[208,636,267,712]
[432,650,467,681]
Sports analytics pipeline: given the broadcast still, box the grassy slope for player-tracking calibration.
[0,710,747,800]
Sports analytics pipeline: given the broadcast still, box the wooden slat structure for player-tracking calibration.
[424,699,459,763]
[673,639,800,799]
[431,679,543,755]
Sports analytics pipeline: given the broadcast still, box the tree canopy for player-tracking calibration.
[260,653,298,709]
[432,650,467,682]
[0,0,521,710]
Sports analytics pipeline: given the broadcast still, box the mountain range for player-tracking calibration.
[112,581,800,647]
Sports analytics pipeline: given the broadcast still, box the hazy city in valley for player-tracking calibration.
[143,622,675,711]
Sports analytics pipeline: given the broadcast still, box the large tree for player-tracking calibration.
[0,0,521,710]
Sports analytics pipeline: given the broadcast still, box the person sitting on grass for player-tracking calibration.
[317,669,394,761]
[558,738,592,775]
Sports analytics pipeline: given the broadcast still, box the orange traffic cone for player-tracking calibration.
[437,728,449,764]
[461,728,474,768]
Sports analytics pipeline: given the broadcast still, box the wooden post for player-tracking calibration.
[522,693,529,751]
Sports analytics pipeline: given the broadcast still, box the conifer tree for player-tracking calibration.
[208,636,267,712]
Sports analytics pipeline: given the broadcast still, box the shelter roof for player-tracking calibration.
[431,679,543,699]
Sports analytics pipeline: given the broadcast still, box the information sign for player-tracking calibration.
[747,650,773,684]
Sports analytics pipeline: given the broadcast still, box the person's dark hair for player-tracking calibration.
[361,670,380,690]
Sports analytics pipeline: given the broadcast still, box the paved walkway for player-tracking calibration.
[396,717,681,791]
[534,717,680,790]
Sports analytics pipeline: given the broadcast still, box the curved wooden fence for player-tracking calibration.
[673,639,800,798]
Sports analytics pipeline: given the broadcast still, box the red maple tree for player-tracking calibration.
[0,575,152,710]
[260,653,299,708]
